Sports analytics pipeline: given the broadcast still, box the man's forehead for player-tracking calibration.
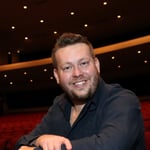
[56,43,90,55]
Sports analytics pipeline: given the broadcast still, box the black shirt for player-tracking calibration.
[15,79,145,150]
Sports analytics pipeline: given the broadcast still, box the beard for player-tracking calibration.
[61,72,100,104]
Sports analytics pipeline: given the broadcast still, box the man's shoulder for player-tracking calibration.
[53,93,66,104]
[101,79,138,103]
[54,93,65,104]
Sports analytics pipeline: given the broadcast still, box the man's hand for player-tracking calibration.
[35,134,72,150]
[19,146,35,150]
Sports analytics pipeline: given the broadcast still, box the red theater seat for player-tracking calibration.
[145,132,150,150]
[0,111,46,150]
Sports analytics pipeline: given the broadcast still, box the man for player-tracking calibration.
[15,33,145,150]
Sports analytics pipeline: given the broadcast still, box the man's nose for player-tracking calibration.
[72,66,82,77]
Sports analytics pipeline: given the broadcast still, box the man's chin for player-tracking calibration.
[71,91,90,100]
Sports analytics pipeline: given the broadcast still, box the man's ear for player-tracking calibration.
[53,68,60,84]
[95,57,100,73]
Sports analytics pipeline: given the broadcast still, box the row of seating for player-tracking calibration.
[141,101,150,150]
[0,101,150,150]
[0,111,46,150]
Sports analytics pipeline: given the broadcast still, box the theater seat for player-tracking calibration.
[145,131,150,150]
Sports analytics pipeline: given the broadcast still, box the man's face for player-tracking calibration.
[53,43,100,103]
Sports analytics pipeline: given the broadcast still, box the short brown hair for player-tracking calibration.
[51,33,95,68]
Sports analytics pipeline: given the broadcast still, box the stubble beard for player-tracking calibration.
[63,73,100,103]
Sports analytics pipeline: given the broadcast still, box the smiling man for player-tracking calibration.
[16,33,145,150]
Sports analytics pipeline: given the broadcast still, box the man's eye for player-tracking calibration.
[80,61,89,67]
[63,66,72,71]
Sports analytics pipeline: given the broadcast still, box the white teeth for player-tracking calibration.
[74,81,85,85]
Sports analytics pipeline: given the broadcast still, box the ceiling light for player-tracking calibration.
[17,50,20,54]
[30,79,33,83]
[144,60,148,64]
[24,72,27,75]
[84,24,88,27]
[103,2,107,5]
[40,19,44,23]
[24,37,28,40]
[53,31,57,34]
[4,74,7,78]
[137,50,141,54]
[23,5,28,10]
[8,51,11,55]
[70,12,75,15]
[11,26,15,30]
[117,65,121,68]
[44,68,47,72]
[10,81,13,85]
[111,56,115,59]
[50,76,53,80]
[117,15,121,19]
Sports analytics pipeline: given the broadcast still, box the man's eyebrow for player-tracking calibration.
[79,57,90,61]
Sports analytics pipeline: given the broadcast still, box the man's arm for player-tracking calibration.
[18,135,72,150]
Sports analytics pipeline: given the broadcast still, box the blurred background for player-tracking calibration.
[0,0,150,114]
[0,1,150,149]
